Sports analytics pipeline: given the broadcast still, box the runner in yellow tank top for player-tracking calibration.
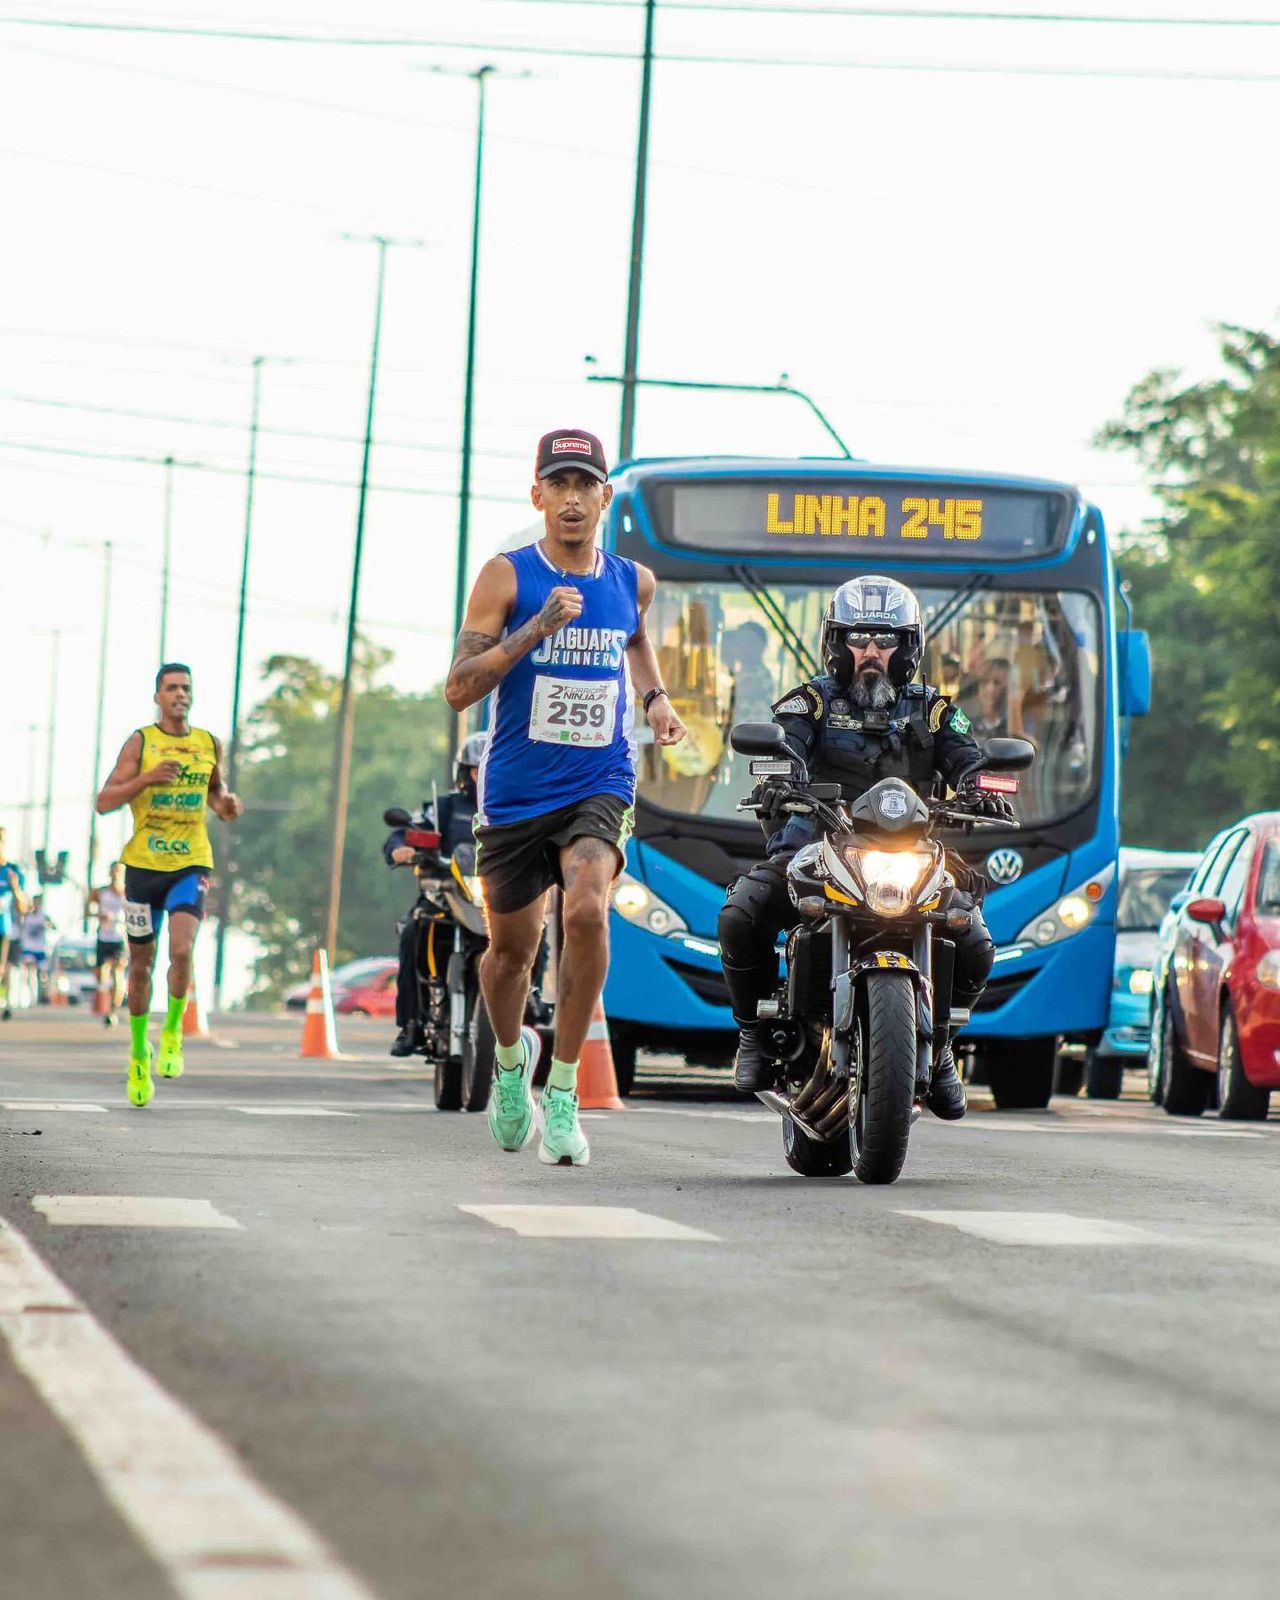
[96,663,242,1106]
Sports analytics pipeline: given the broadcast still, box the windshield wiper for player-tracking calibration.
[925,572,993,639]
[730,563,820,682]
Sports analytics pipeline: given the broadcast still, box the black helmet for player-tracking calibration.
[821,575,924,688]
[455,731,488,787]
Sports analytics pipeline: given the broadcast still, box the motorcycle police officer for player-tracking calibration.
[385,732,488,1057]
[718,575,1013,1119]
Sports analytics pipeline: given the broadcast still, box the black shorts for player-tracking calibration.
[474,793,633,915]
[122,865,210,945]
[95,936,126,968]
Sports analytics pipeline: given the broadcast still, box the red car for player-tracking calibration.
[1150,813,1280,1119]
[284,957,399,1017]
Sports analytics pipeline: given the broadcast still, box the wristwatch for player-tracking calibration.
[643,687,669,713]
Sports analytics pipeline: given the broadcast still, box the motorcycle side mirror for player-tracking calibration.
[982,737,1035,773]
[730,722,787,757]
[384,807,412,827]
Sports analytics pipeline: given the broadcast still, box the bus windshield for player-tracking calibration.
[636,579,1100,828]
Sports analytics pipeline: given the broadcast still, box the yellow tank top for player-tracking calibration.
[121,725,217,872]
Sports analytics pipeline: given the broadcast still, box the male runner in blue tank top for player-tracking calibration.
[446,428,686,1166]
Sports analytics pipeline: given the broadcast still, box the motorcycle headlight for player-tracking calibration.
[612,873,688,936]
[1256,950,1280,991]
[465,875,484,904]
[855,849,933,918]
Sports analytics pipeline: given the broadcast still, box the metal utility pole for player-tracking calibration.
[587,370,854,460]
[324,234,424,965]
[449,63,496,775]
[158,453,175,663]
[618,0,657,463]
[212,356,266,1009]
[19,723,38,862]
[84,542,113,929]
[43,629,61,859]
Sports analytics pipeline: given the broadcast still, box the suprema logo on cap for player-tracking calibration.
[552,437,592,455]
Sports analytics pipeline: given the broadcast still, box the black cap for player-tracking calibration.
[535,428,609,484]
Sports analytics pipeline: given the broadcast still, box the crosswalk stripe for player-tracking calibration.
[32,1196,242,1229]
[898,1210,1166,1246]
[232,1107,355,1117]
[2,1102,108,1113]
[0,1217,379,1598]
[458,1205,719,1241]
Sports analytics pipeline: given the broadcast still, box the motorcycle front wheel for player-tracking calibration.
[460,971,496,1113]
[852,970,917,1186]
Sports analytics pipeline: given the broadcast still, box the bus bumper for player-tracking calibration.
[962,919,1114,1041]
[603,914,736,1040]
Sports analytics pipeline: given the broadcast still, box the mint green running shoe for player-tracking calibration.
[538,1085,590,1167]
[487,1025,541,1152]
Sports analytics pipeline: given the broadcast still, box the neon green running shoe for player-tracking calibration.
[487,1025,541,1152]
[127,1047,154,1108]
[156,1031,184,1079]
[538,1085,590,1167]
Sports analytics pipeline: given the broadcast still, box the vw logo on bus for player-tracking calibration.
[986,848,1025,886]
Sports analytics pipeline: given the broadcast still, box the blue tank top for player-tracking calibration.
[477,542,639,827]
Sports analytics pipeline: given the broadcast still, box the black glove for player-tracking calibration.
[957,780,1015,822]
[753,781,790,823]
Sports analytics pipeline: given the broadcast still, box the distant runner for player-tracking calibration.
[88,860,129,1026]
[0,826,30,1021]
[446,428,686,1165]
[96,664,242,1105]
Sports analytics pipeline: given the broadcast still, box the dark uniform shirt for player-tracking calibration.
[764,674,986,858]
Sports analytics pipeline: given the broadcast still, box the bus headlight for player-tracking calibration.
[1256,950,1280,991]
[856,850,932,918]
[1016,862,1115,948]
[612,874,688,936]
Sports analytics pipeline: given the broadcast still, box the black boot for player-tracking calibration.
[733,1024,777,1093]
[389,1024,420,1058]
[925,1041,967,1120]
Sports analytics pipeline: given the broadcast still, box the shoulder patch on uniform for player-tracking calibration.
[949,705,972,735]
[771,683,821,718]
[928,696,950,734]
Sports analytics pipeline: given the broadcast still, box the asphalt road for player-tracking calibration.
[2,1009,1279,1600]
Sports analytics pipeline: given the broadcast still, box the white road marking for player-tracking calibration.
[898,1210,1167,1246]
[458,1204,719,1241]
[1169,1128,1265,1139]
[232,1107,355,1117]
[2,1102,108,1113]
[32,1196,242,1230]
[0,1217,379,1599]
[627,1106,769,1124]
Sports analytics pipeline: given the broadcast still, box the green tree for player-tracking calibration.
[229,650,451,1003]
[1098,323,1280,846]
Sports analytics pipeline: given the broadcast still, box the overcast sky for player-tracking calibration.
[3,0,1278,880]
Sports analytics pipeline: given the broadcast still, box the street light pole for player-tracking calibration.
[211,355,265,1010]
[587,370,854,460]
[158,453,174,663]
[449,63,495,775]
[324,234,424,965]
[84,542,113,931]
[618,0,657,464]
[43,628,61,860]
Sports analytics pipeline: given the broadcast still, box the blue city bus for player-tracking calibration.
[600,458,1151,1109]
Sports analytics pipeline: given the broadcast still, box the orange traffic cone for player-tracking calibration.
[576,996,625,1111]
[299,949,341,1060]
[182,980,210,1038]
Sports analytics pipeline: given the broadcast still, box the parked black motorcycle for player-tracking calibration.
[729,724,1033,1183]
[383,808,551,1113]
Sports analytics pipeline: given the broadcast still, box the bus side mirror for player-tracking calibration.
[983,737,1035,773]
[730,722,787,757]
[1118,629,1151,717]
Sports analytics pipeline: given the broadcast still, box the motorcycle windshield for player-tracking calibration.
[634,579,1100,830]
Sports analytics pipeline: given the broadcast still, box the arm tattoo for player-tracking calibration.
[447,617,546,705]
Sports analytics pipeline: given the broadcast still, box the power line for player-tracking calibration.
[0,438,528,503]
[492,0,1280,24]
[0,390,531,462]
[2,16,1279,82]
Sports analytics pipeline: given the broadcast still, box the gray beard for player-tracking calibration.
[850,670,895,711]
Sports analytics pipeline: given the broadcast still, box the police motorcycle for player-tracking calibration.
[729,723,1033,1183]
[381,808,531,1114]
